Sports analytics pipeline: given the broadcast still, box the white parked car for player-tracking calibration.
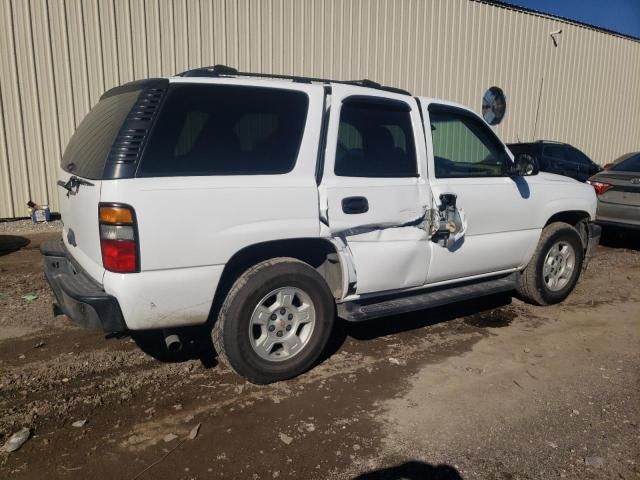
[43,66,600,384]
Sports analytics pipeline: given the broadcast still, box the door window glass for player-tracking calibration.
[543,145,568,161]
[429,108,508,178]
[568,148,592,166]
[334,99,417,177]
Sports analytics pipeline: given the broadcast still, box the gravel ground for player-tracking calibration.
[0,219,62,235]
[0,229,638,479]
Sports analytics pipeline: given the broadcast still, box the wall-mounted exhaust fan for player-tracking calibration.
[482,86,506,126]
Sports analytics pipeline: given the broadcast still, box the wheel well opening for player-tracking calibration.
[207,238,342,326]
[545,211,591,248]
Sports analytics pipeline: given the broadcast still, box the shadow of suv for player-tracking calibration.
[507,141,602,182]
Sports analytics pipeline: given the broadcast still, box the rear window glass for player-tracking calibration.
[139,84,309,176]
[507,144,531,155]
[611,154,640,172]
[61,89,141,179]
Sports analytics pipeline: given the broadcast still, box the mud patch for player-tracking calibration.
[463,305,518,328]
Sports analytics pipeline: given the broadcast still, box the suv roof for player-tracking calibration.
[176,64,412,96]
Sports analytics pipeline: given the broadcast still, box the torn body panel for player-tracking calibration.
[320,185,433,296]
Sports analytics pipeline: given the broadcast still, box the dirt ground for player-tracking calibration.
[0,228,638,480]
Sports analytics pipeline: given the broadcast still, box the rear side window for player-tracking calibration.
[62,89,142,179]
[139,84,308,176]
[335,98,417,178]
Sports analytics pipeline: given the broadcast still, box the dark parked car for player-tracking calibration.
[588,152,640,230]
[507,141,602,182]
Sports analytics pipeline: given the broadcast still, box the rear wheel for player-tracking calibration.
[212,258,335,384]
[517,222,584,305]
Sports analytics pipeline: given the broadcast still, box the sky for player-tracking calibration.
[502,0,640,39]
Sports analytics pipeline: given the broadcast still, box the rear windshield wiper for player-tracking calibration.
[57,176,95,196]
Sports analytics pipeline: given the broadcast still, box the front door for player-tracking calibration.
[319,85,432,295]
[423,102,540,284]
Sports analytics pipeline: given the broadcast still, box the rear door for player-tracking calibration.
[319,85,432,295]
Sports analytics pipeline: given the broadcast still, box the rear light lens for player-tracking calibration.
[587,180,613,196]
[99,204,138,273]
[99,206,134,224]
[101,240,137,273]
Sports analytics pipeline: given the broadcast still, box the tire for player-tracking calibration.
[212,257,335,384]
[517,222,584,306]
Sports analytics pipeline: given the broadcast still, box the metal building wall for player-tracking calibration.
[1,0,639,218]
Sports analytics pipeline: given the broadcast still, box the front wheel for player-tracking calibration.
[212,258,335,384]
[517,222,584,306]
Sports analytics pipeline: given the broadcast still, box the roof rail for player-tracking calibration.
[177,65,411,96]
[536,139,566,144]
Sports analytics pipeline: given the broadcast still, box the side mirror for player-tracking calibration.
[510,153,539,176]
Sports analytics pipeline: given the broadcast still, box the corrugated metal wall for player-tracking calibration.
[1,0,639,218]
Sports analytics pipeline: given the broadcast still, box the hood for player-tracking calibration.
[528,171,581,185]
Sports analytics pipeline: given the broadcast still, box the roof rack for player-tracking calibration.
[177,65,412,96]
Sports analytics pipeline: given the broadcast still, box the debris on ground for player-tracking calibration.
[21,294,38,302]
[163,433,178,443]
[71,420,87,428]
[2,428,31,453]
[279,433,293,445]
[585,456,606,468]
[188,423,201,440]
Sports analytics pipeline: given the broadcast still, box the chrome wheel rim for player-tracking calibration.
[542,241,576,292]
[248,287,316,362]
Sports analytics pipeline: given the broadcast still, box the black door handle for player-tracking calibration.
[342,196,369,214]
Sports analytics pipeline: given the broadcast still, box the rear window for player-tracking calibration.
[61,89,142,179]
[611,154,640,172]
[138,84,309,176]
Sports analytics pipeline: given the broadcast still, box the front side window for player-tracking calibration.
[139,84,308,176]
[430,107,509,178]
[334,98,417,178]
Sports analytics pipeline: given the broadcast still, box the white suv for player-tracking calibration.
[42,66,601,384]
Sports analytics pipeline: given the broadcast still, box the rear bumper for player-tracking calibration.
[41,239,127,333]
[596,201,640,228]
[596,219,640,230]
[584,222,602,269]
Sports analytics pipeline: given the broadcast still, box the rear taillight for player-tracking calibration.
[587,180,613,196]
[99,204,139,273]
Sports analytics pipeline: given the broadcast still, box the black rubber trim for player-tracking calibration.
[342,95,412,111]
[103,79,169,179]
[315,86,331,185]
[41,239,127,333]
[583,222,602,269]
[595,219,640,230]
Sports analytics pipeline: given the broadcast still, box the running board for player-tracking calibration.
[338,273,517,322]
